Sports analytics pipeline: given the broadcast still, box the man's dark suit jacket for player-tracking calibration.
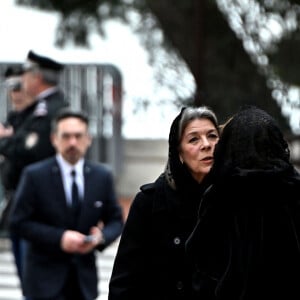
[9,157,124,300]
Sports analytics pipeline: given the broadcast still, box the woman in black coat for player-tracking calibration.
[108,106,220,300]
[186,105,300,299]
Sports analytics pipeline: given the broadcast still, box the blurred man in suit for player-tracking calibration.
[9,108,124,300]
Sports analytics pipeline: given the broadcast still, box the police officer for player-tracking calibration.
[15,50,69,165]
[0,65,35,300]
[0,65,31,226]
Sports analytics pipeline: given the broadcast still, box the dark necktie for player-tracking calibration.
[71,170,80,209]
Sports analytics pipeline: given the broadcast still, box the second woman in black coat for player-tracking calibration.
[108,106,220,300]
[186,105,300,299]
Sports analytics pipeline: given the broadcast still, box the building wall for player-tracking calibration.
[116,137,300,200]
[116,139,168,199]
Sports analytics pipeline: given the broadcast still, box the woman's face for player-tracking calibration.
[179,118,219,183]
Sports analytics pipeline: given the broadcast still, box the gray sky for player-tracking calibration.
[0,0,194,138]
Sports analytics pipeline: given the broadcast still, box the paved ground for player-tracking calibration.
[0,237,119,300]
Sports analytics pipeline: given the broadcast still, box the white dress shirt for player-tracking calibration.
[56,154,84,206]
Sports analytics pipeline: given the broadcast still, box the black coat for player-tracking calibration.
[9,157,124,299]
[109,174,204,300]
[186,172,300,299]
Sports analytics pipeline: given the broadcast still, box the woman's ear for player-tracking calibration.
[179,155,183,164]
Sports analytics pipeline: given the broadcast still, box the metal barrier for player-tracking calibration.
[0,62,124,178]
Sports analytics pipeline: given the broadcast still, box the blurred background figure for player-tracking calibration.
[0,64,32,300]
[0,65,30,195]
[0,65,30,229]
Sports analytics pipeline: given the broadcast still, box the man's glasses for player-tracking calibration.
[10,82,22,92]
[5,78,22,92]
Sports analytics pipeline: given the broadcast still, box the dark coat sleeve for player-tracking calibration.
[108,189,153,300]
[186,180,300,300]
[94,166,124,251]
[8,165,66,249]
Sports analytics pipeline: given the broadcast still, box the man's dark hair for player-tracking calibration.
[51,108,89,133]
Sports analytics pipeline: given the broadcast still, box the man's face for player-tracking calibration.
[21,70,40,98]
[51,117,92,165]
[7,78,28,111]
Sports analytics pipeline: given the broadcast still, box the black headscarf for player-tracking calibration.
[165,108,186,189]
[209,105,294,181]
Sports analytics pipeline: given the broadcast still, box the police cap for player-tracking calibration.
[23,50,64,72]
[4,65,24,78]
[3,65,23,91]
